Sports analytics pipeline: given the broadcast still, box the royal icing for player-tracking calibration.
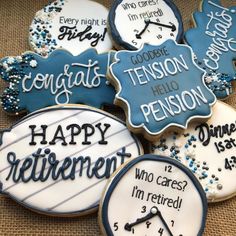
[152,101,236,202]
[0,49,115,115]
[185,0,236,99]
[29,0,113,56]
[108,0,183,50]
[0,105,143,216]
[100,154,207,236]
[110,40,216,139]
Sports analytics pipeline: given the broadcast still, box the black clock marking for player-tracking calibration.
[136,19,176,39]
[124,206,173,236]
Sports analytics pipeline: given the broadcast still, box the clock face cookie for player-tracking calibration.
[29,0,113,56]
[0,49,115,115]
[185,0,236,100]
[108,0,184,50]
[100,154,207,236]
[152,101,236,202]
[109,40,216,140]
[0,105,143,216]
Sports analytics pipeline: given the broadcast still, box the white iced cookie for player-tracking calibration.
[0,105,143,216]
[108,0,184,50]
[99,154,207,236]
[29,0,113,56]
[152,101,236,202]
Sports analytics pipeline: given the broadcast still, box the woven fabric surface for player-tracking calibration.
[0,0,236,235]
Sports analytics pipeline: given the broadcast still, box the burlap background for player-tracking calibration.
[0,0,235,235]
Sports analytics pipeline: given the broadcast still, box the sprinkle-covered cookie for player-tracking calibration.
[109,40,216,140]
[29,0,113,56]
[185,0,236,99]
[0,49,115,115]
[152,101,236,202]
[0,105,143,216]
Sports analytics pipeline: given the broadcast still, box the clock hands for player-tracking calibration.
[136,19,150,39]
[157,208,174,236]
[150,20,176,32]
[124,207,157,231]
[124,206,174,236]
[136,19,176,39]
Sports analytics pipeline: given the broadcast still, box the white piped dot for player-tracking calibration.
[151,207,158,214]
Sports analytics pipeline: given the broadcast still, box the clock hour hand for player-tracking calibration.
[124,206,158,231]
[148,20,176,32]
[136,19,150,39]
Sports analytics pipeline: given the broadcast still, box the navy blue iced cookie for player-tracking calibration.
[185,0,236,99]
[0,49,115,115]
[109,40,216,140]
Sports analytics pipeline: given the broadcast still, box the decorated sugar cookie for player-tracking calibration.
[0,49,115,115]
[99,154,207,236]
[0,105,143,216]
[185,0,236,99]
[109,40,216,140]
[108,0,184,50]
[29,0,112,56]
[152,101,236,202]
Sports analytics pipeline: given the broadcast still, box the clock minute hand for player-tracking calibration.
[149,20,176,32]
[124,206,158,231]
[157,209,174,236]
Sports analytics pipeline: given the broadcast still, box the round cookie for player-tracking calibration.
[0,105,143,216]
[108,0,184,50]
[29,0,113,56]
[99,154,207,236]
[152,101,236,202]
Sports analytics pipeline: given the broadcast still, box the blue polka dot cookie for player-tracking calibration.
[151,101,236,202]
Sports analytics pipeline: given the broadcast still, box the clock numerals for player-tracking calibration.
[146,221,151,229]
[156,18,162,32]
[171,220,175,227]
[158,227,164,236]
[156,34,162,39]
[141,206,147,213]
[113,222,119,231]
[132,29,139,45]
[165,165,173,173]
[132,40,138,46]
